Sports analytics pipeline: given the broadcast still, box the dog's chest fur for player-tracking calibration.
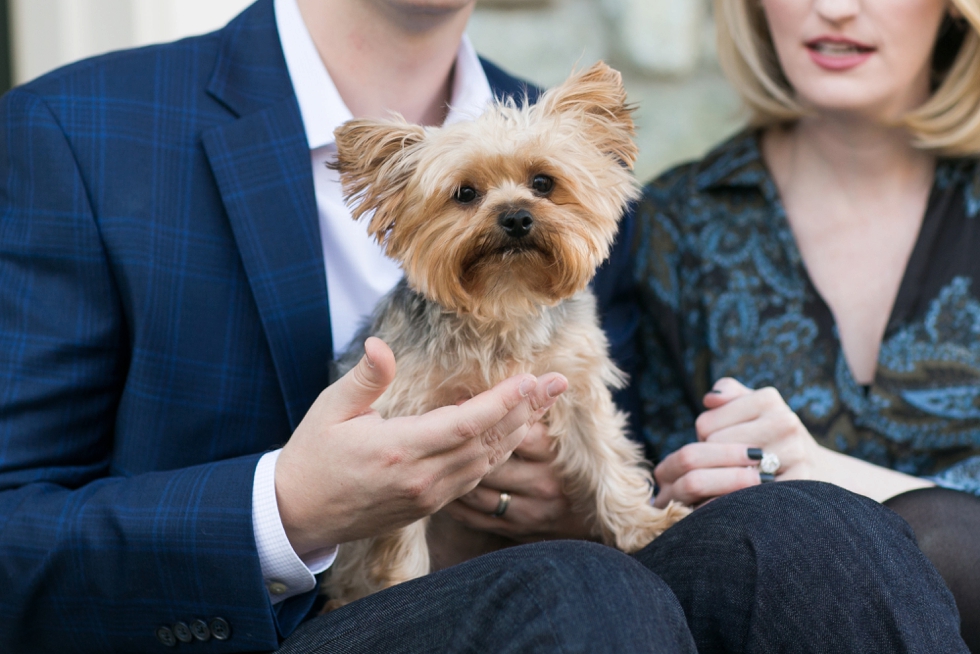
[338,279,608,417]
[335,279,618,570]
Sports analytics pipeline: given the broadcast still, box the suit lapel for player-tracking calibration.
[200,1,543,428]
[203,0,332,430]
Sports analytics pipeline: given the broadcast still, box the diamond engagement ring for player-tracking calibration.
[759,452,780,482]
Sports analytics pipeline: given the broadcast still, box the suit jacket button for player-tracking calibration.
[172,621,193,643]
[156,626,177,647]
[190,619,211,641]
[209,617,231,641]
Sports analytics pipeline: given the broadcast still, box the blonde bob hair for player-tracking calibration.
[715,0,980,156]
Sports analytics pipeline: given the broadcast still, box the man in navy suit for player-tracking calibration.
[0,0,677,652]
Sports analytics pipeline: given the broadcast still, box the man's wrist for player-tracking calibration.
[253,450,337,604]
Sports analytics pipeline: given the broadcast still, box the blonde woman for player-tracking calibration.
[636,0,980,649]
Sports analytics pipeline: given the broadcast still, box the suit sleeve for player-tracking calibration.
[591,202,643,439]
[0,88,297,653]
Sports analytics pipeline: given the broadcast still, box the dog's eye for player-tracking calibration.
[454,186,479,204]
[531,174,554,196]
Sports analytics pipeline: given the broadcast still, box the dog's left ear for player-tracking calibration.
[538,62,638,169]
[331,118,426,245]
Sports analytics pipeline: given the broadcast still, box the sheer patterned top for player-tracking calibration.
[633,131,980,495]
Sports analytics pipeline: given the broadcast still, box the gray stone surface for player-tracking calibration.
[469,0,745,182]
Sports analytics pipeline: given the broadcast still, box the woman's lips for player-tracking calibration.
[805,38,876,71]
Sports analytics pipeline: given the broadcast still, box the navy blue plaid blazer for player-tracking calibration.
[0,0,639,651]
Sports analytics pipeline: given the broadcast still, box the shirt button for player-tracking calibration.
[209,617,231,641]
[172,621,192,643]
[268,581,289,596]
[156,626,176,647]
[189,619,211,641]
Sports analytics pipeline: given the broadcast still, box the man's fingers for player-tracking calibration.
[320,337,396,423]
[512,421,556,462]
[456,484,514,514]
[654,442,764,484]
[478,457,557,498]
[447,373,566,456]
[442,500,518,539]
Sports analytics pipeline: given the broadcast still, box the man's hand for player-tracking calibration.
[442,419,597,542]
[274,337,568,557]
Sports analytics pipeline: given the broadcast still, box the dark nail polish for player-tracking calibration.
[759,472,776,483]
[709,389,723,394]
[747,448,763,461]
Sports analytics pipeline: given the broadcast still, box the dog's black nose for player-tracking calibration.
[498,209,533,239]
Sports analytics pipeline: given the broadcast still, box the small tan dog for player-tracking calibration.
[326,62,688,607]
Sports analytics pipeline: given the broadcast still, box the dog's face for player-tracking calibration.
[332,62,640,321]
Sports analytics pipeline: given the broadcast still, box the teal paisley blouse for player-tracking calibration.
[633,131,980,495]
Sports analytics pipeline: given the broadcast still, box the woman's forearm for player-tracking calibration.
[814,447,934,503]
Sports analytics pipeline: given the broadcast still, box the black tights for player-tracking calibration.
[885,487,980,652]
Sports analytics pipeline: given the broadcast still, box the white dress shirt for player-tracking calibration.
[251,0,494,605]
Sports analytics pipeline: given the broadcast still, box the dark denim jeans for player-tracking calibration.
[276,481,968,653]
[637,481,968,653]
[275,540,696,653]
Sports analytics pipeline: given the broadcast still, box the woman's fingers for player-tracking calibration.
[653,441,766,508]
[701,377,752,410]
[654,466,761,508]
[695,386,786,441]
[654,442,764,484]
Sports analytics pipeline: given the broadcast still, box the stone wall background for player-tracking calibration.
[9,0,747,182]
[469,0,745,182]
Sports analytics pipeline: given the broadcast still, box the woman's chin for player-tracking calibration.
[794,87,923,125]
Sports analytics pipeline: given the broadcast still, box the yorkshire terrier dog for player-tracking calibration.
[326,62,689,607]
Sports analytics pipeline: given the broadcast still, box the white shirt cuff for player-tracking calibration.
[252,449,338,605]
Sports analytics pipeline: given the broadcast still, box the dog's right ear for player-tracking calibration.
[331,119,426,245]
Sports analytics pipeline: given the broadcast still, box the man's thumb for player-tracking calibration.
[326,337,396,422]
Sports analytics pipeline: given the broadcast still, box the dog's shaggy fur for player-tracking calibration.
[325,62,689,607]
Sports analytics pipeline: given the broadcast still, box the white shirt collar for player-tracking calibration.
[274,0,493,150]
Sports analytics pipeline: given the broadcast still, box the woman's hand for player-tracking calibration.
[441,420,597,542]
[654,377,934,506]
[652,378,801,506]
[695,377,824,479]
[653,377,820,507]
[652,441,766,508]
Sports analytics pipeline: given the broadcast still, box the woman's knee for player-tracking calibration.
[687,480,915,547]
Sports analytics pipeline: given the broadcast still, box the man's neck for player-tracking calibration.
[296,0,474,126]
